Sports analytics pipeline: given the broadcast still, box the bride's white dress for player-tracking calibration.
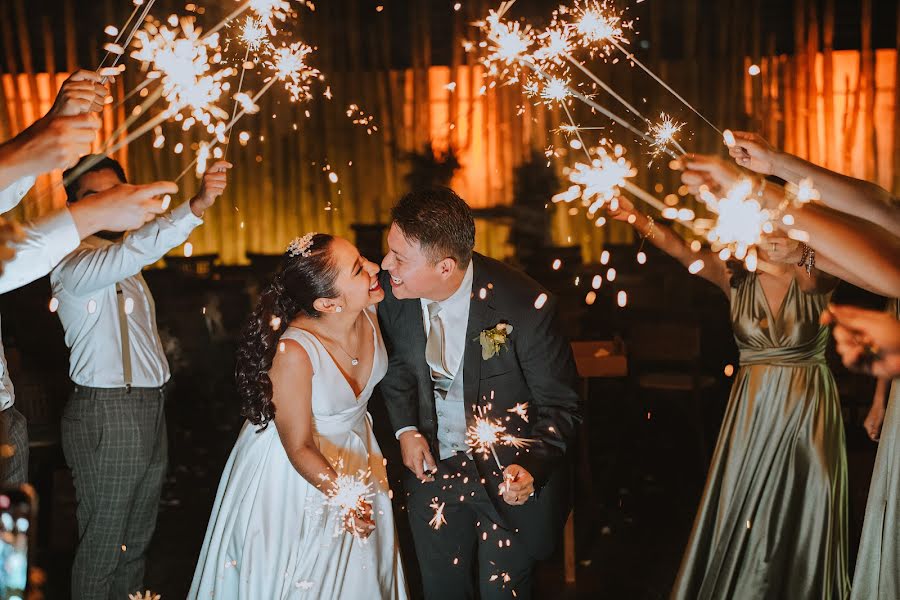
[189,306,408,599]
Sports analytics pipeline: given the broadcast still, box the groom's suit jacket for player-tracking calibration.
[377,252,581,557]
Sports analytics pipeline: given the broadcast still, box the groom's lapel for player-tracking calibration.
[463,254,497,415]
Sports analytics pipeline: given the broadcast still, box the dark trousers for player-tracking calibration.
[406,453,535,600]
[0,406,28,485]
[61,385,167,600]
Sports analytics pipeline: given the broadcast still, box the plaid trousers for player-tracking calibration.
[0,406,29,485]
[61,385,168,600]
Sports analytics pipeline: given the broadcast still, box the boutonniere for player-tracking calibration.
[478,322,513,360]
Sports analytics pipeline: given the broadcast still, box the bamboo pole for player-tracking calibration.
[806,0,819,166]
[860,0,876,181]
[822,0,835,169]
[893,0,900,194]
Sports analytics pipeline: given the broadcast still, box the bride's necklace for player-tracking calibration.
[320,324,361,366]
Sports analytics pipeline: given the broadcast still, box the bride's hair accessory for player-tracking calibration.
[287,232,318,258]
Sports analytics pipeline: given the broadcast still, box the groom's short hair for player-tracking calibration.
[391,187,475,267]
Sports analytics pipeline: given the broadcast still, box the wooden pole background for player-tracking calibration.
[0,0,897,265]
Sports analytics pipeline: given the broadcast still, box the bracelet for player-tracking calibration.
[797,242,816,276]
[640,216,655,240]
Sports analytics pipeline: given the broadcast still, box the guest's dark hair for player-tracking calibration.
[391,187,476,267]
[726,258,749,289]
[63,155,128,203]
[236,234,338,429]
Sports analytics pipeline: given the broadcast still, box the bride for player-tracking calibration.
[190,233,408,599]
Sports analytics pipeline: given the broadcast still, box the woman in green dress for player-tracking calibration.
[849,299,899,599]
[609,197,849,599]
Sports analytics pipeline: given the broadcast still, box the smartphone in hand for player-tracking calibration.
[0,485,35,599]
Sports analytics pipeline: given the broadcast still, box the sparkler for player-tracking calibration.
[466,405,532,470]
[705,178,774,261]
[175,41,320,181]
[561,143,636,214]
[507,403,529,422]
[647,113,687,160]
[429,499,448,530]
[325,469,375,539]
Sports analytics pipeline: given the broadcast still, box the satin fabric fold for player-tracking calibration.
[851,299,900,599]
[672,275,849,600]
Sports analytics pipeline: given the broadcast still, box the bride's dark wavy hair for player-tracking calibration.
[236,233,338,429]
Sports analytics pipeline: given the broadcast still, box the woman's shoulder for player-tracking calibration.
[277,327,321,374]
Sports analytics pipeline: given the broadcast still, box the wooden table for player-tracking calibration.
[564,340,628,584]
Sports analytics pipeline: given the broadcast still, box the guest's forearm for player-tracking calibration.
[785,204,900,297]
[772,152,900,237]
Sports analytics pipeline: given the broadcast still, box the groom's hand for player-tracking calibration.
[190,160,232,217]
[399,430,436,482]
[500,464,534,506]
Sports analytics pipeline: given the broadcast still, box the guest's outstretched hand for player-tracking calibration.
[70,181,177,238]
[822,304,900,379]
[191,161,233,217]
[49,70,111,117]
[726,131,779,175]
[677,153,743,198]
[500,464,534,506]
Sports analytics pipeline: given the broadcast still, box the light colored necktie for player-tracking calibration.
[425,302,452,395]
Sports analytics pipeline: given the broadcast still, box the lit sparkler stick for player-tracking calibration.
[609,39,723,136]
[466,405,532,470]
[647,112,687,159]
[98,0,158,75]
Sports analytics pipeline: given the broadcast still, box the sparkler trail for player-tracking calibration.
[98,0,158,76]
[610,39,723,136]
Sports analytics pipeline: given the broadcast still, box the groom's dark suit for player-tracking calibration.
[378,252,580,599]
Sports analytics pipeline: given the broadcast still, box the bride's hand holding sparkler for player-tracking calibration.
[345,499,376,539]
[727,131,780,176]
[499,464,534,506]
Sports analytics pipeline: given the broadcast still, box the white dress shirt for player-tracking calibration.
[396,262,474,460]
[50,201,202,388]
[0,176,83,409]
[0,176,35,214]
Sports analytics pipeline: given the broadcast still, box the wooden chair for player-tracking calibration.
[563,340,628,584]
[626,320,715,478]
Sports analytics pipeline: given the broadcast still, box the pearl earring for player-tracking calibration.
[335,306,342,313]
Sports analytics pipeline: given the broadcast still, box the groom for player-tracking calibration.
[378,187,581,599]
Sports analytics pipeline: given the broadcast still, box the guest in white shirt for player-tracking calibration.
[0,70,175,486]
[53,154,230,600]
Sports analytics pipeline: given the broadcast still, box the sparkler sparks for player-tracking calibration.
[429,499,447,530]
[325,469,375,538]
[705,178,774,260]
[647,113,686,160]
[466,405,532,470]
[239,16,269,52]
[130,17,232,124]
[266,41,320,101]
[507,403,529,422]
[561,144,636,214]
[569,0,630,52]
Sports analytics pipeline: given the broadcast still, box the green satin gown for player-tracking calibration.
[672,274,850,600]
[850,299,899,599]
